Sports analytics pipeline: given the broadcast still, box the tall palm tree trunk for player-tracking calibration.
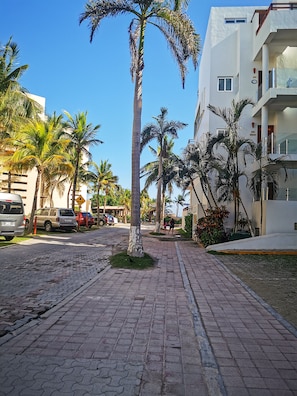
[71,155,80,210]
[28,168,41,234]
[154,156,162,233]
[128,31,145,257]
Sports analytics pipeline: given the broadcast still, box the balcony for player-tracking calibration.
[256,3,297,36]
[258,67,297,100]
[264,132,297,155]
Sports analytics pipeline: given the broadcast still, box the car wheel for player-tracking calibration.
[99,219,104,226]
[44,221,52,232]
[4,236,14,241]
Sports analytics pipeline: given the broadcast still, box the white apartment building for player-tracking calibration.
[0,94,88,214]
[192,1,297,236]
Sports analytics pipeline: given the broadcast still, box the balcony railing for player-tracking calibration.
[276,187,297,201]
[257,67,297,100]
[256,3,297,34]
[264,132,297,155]
[254,187,297,201]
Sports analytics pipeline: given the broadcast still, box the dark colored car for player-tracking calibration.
[75,212,95,228]
[93,213,115,226]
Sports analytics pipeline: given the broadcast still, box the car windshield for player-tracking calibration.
[0,201,23,214]
[60,209,74,216]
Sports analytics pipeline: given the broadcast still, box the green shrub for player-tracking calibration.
[184,214,193,238]
[195,207,229,247]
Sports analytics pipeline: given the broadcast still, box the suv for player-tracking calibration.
[75,211,95,228]
[34,208,77,232]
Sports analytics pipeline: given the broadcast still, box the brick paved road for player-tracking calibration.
[0,227,128,336]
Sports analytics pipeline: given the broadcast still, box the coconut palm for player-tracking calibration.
[141,107,187,233]
[63,111,103,210]
[0,37,41,145]
[207,98,255,234]
[6,116,71,233]
[141,137,178,225]
[117,187,131,223]
[80,0,199,256]
[87,160,119,224]
[173,192,188,217]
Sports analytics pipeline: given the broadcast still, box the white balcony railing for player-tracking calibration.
[264,132,297,155]
[257,67,297,100]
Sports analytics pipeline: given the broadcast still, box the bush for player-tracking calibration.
[184,214,193,238]
[195,207,229,247]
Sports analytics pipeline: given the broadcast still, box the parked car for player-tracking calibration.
[0,192,25,241]
[34,208,77,232]
[105,214,115,226]
[75,211,95,228]
[92,214,107,226]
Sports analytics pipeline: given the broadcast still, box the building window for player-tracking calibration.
[217,77,233,92]
[217,129,228,138]
[225,18,247,24]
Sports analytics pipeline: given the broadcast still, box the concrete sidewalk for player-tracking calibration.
[0,235,297,395]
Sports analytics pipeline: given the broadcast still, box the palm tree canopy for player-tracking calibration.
[79,0,199,87]
[140,107,187,152]
[0,37,28,94]
[63,110,103,159]
[0,37,42,142]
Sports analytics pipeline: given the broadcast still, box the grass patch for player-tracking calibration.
[0,235,31,247]
[177,228,192,238]
[110,252,155,270]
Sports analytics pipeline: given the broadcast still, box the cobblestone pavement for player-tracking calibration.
[0,228,127,336]
[0,229,297,395]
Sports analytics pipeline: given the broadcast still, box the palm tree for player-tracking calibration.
[174,193,188,217]
[170,153,208,217]
[141,107,187,233]
[6,116,71,233]
[249,142,287,235]
[63,111,102,210]
[0,37,41,145]
[207,98,255,234]
[80,0,199,257]
[141,137,178,225]
[87,160,119,224]
[118,187,131,223]
[182,140,218,209]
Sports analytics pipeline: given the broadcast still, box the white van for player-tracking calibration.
[0,192,26,241]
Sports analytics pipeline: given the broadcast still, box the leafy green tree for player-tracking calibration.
[141,107,187,233]
[80,0,199,257]
[63,111,102,210]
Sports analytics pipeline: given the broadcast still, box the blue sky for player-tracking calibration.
[1,0,269,204]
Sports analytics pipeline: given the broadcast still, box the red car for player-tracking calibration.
[75,212,95,228]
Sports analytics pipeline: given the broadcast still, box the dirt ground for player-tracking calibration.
[215,253,297,329]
